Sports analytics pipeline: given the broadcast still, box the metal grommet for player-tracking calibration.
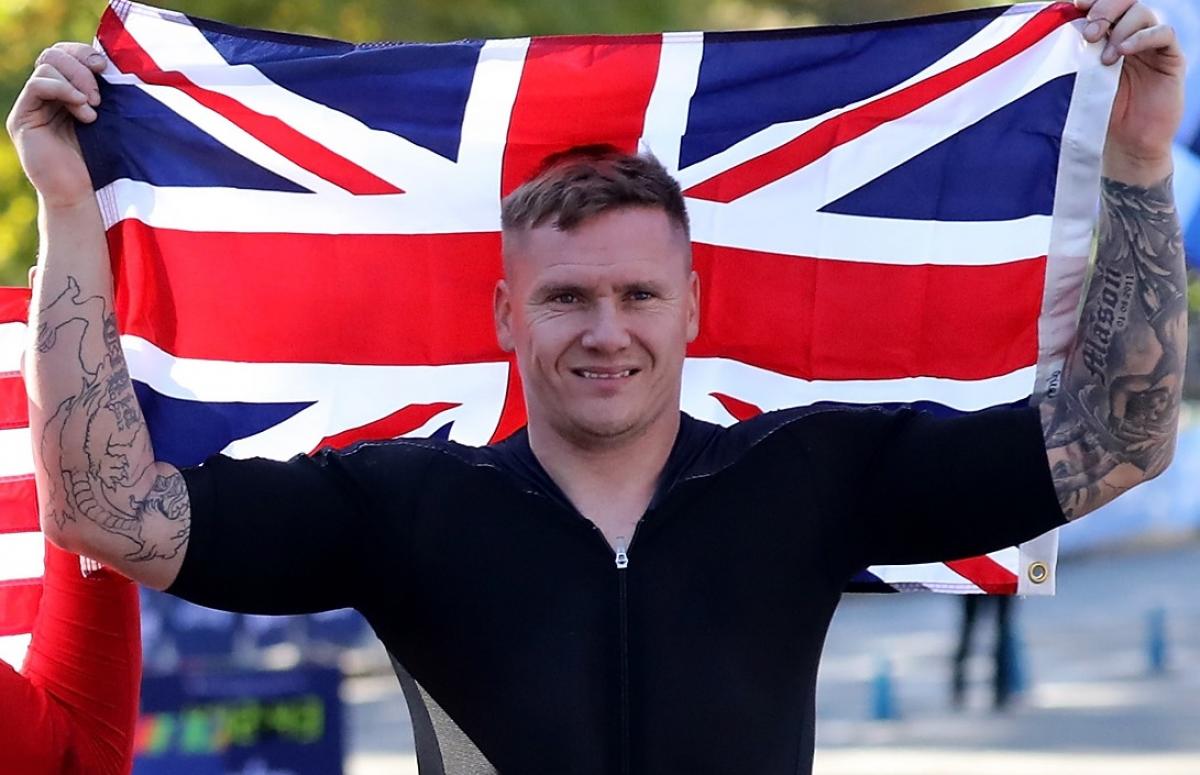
[1027,561,1049,585]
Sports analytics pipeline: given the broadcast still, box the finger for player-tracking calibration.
[27,266,37,289]
[22,76,97,123]
[47,42,107,73]
[1118,24,1183,58]
[1081,0,1137,42]
[1101,4,1158,63]
[35,47,102,106]
[26,71,88,106]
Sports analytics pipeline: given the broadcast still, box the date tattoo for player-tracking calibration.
[37,276,189,561]
[1043,176,1188,519]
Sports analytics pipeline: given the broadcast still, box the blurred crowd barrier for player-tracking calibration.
[139,590,373,674]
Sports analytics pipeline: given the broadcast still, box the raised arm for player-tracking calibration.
[7,43,189,589]
[1042,1,1188,519]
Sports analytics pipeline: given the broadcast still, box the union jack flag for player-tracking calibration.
[0,0,1119,664]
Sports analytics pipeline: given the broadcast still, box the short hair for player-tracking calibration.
[500,145,690,238]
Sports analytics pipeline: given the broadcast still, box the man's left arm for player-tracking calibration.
[1043,0,1188,520]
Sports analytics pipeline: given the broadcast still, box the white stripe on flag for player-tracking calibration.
[0,322,26,373]
[864,549,1020,594]
[687,206,1054,267]
[986,546,1020,573]
[0,532,45,582]
[122,335,511,452]
[101,71,348,196]
[0,634,32,670]
[115,3,457,189]
[681,358,1036,425]
[96,179,484,235]
[866,561,986,591]
[673,8,1060,185]
[1035,19,1119,400]
[0,427,34,478]
[640,30,704,175]
[676,17,1081,209]
[455,37,532,206]
[94,177,1056,268]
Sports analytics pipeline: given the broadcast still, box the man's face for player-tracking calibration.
[495,206,699,447]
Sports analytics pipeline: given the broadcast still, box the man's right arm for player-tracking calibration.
[8,43,188,590]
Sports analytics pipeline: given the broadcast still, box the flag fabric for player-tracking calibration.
[0,288,38,668]
[0,0,1120,663]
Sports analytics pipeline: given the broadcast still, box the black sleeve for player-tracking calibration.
[166,447,397,615]
[802,404,1067,571]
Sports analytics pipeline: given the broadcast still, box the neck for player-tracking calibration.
[527,411,681,548]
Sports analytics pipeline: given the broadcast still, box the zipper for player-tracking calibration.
[582,523,640,774]
[615,534,631,775]
[614,535,629,569]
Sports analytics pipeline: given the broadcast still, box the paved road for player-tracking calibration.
[344,540,1200,774]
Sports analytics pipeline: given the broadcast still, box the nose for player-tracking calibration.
[580,299,631,353]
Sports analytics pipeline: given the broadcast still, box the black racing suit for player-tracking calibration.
[169,404,1066,774]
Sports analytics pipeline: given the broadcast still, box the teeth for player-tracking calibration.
[580,370,633,379]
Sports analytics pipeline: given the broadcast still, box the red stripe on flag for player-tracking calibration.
[0,288,29,324]
[501,34,663,196]
[690,243,1044,381]
[312,402,459,453]
[685,3,1081,203]
[946,555,1019,594]
[0,578,42,636]
[0,477,38,534]
[110,223,1043,382]
[488,359,527,443]
[495,33,661,440]
[710,392,764,421]
[109,221,505,365]
[0,374,29,430]
[97,8,403,196]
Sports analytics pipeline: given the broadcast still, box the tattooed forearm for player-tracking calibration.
[36,275,189,561]
[1042,176,1188,519]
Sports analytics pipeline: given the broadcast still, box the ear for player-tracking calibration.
[685,269,700,343]
[494,279,514,352]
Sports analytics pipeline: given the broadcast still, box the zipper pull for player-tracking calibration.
[614,536,629,570]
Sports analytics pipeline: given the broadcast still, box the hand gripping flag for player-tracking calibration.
[0,0,1121,663]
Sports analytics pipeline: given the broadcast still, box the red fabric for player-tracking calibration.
[0,543,140,774]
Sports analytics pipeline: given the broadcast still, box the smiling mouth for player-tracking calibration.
[573,368,641,380]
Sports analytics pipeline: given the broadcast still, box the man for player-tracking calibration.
[6,0,1187,772]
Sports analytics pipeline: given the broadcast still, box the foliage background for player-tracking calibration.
[1,0,1197,391]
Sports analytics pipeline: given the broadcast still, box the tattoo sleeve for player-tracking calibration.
[35,275,190,562]
[1042,176,1188,520]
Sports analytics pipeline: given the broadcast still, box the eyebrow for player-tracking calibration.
[533,283,590,300]
[533,280,668,299]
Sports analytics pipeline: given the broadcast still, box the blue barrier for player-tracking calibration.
[141,589,371,672]
[1148,607,1168,675]
[871,657,897,721]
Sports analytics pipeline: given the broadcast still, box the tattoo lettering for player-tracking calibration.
[37,276,189,561]
[1044,177,1188,519]
[1079,266,1133,381]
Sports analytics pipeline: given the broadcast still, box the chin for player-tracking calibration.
[567,412,646,443]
